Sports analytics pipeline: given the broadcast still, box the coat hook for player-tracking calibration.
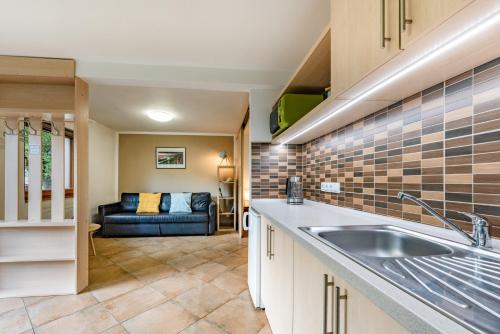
[3,120,17,136]
[26,119,42,135]
[51,121,61,136]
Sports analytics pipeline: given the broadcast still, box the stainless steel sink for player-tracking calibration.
[299,225,500,334]
[315,225,453,258]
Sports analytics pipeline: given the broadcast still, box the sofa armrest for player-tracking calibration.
[98,202,122,219]
[208,201,216,235]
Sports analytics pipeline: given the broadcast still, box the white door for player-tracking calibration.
[247,208,262,308]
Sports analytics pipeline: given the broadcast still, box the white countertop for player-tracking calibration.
[251,199,500,334]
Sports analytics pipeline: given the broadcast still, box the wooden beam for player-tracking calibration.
[0,83,74,113]
[74,77,89,292]
[0,56,74,85]
[4,117,19,221]
[51,117,65,222]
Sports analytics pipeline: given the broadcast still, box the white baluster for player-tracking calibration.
[4,117,18,221]
[28,118,42,221]
[51,117,65,222]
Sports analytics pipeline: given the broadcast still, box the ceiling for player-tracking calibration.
[0,0,330,72]
[1,0,330,133]
[90,85,249,133]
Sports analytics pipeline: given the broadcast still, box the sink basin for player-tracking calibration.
[302,225,453,258]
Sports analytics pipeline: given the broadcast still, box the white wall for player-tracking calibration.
[89,120,118,222]
[249,88,280,143]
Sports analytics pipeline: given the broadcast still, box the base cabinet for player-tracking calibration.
[292,242,408,334]
[260,217,293,334]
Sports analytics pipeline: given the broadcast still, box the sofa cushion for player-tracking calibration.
[159,193,171,212]
[104,212,164,224]
[163,212,208,223]
[121,193,139,212]
[137,193,161,214]
[191,192,211,212]
[104,212,208,224]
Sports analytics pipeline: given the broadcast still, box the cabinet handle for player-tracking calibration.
[398,0,413,49]
[269,226,275,259]
[266,225,270,259]
[380,0,391,48]
[323,274,334,334]
[335,286,348,334]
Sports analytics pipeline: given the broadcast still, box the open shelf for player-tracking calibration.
[273,25,331,108]
[0,219,75,228]
[0,255,75,263]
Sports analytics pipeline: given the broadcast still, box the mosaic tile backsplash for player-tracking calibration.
[252,57,500,237]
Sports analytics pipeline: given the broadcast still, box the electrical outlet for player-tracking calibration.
[321,182,341,193]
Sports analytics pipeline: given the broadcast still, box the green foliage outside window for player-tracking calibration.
[24,127,52,190]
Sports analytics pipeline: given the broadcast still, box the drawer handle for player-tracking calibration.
[398,0,413,49]
[323,274,334,334]
[335,286,348,334]
[269,226,275,259]
[266,225,271,259]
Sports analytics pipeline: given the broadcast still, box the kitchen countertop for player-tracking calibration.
[251,198,500,334]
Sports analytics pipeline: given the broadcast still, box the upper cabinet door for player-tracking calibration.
[331,0,400,97]
[399,0,474,49]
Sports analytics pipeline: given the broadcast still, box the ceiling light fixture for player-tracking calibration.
[280,9,500,144]
[146,110,175,122]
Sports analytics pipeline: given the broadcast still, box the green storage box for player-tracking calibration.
[278,93,323,130]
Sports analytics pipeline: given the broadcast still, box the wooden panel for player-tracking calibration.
[0,83,74,113]
[4,118,18,221]
[0,56,74,85]
[281,27,331,97]
[74,77,89,292]
[51,117,65,222]
[27,118,42,221]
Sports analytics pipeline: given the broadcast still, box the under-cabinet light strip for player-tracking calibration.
[280,9,500,144]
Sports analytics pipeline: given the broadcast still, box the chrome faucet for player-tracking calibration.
[397,192,491,248]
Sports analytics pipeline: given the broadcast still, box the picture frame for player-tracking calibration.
[156,147,186,169]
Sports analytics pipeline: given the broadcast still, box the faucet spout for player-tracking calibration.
[397,192,479,247]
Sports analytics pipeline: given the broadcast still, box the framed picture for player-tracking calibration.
[156,147,186,169]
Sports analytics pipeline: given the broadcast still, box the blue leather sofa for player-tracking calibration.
[97,192,216,237]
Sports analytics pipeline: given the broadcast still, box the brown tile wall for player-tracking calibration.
[251,57,500,237]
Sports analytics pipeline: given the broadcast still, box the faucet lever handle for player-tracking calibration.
[458,212,488,226]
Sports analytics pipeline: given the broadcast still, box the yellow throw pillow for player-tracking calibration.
[136,193,161,214]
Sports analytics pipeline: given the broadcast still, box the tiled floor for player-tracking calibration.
[0,233,271,334]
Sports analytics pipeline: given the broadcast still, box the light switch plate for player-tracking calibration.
[321,182,341,193]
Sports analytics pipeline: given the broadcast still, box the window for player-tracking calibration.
[24,121,74,201]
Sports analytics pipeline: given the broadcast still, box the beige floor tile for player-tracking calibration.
[0,307,32,334]
[132,263,178,284]
[27,291,98,327]
[149,248,187,262]
[191,248,229,260]
[232,264,247,278]
[214,241,244,253]
[107,250,145,262]
[89,265,130,285]
[101,324,128,334]
[20,329,35,334]
[213,255,247,269]
[0,297,24,315]
[211,271,248,296]
[232,247,248,258]
[187,262,229,282]
[22,296,54,307]
[89,255,114,269]
[34,304,118,334]
[168,254,208,271]
[136,243,168,254]
[150,272,204,299]
[89,277,144,302]
[103,286,166,322]
[180,319,227,334]
[257,323,272,334]
[99,245,133,257]
[206,294,267,334]
[116,255,162,273]
[174,283,232,318]
[122,301,196,334]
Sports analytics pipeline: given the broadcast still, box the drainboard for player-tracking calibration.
[300,225,500,334]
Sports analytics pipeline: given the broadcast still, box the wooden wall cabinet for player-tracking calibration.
[399,0,474,49]
[331,0,474,98]
[260,216,294,334]
[292,242,408,334]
